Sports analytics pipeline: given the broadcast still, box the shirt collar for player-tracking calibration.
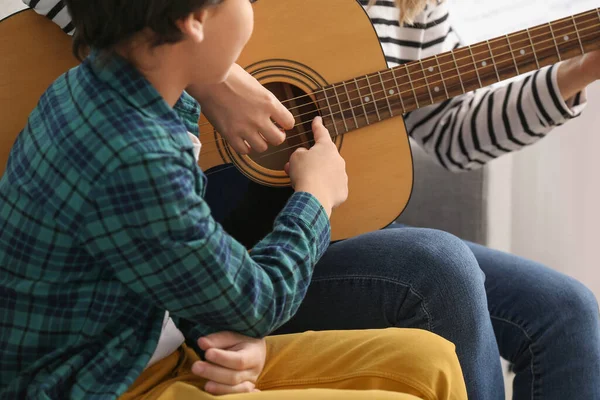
[86,49,177,121]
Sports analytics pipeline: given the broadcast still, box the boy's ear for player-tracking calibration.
[177,10,208,43]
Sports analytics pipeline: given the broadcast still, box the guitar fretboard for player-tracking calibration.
[317,8,600,136]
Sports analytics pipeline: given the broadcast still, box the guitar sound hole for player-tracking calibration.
[247,82,318,170]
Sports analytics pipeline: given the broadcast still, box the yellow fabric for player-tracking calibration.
[119,328,467,400]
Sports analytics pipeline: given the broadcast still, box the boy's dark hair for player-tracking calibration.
[64,0,223,61]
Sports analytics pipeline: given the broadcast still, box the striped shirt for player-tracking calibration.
[361,0,586,170]
[0,48,330,400]
[22,0,587,171]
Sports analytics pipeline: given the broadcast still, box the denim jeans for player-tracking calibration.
[274,224,600,399]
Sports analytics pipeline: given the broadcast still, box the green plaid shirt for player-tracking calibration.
[0,51,330,400]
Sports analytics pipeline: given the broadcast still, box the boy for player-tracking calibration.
[0,1,467,399]
[22,0,600,398]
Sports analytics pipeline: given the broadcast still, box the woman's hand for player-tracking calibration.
[191,331,267,395]
[556,49,600,101]
[188,64,295,154]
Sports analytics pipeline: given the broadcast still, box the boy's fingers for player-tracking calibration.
[198,331,247,351]
[312,117,332,143]
[204,380,257,396]
[192,361,254,386]
[291,147,309,158]
[205,347,249,371]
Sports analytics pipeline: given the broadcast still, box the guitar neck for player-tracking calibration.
[319,8,600,136]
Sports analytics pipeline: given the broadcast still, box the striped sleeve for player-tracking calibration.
[22,0,74,34]
[364,1,588,171]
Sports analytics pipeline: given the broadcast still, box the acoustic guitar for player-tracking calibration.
[1,2,599,247]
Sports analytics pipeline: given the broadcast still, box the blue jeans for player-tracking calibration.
[274,224,600,399]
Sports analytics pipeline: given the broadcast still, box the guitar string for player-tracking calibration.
[199,9,599,120]
[203,25,599,178]
[197,10,599,137]
[202,25,599,164]
[199,16,599,137]
[196,22,599,153]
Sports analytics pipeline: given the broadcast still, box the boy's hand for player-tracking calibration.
[188,64,295,154]
[285,117,349,217]
[191,331,266,395]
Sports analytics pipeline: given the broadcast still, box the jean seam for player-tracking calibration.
[310,275,434,331]
[490,315,541,400]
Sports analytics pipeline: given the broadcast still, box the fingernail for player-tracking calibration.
[198,337,211,349]
[193,363,205,373]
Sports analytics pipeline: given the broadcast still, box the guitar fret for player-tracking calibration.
[525,28,540,69]
[486,40,501,82]
[571,15,585,55]
[419,60,435,104]
[342,81,359,129]
[467,46,483,88]
[378,71,394,117]
[450,51,466,93]
[405,64,420,109]
[354,77,370,125]
[547,23,562,61]
[365,75,381,121]
[331,83,349,133]
[334,8,599,129]
[323,88,340,136]
[505,35,520,75]
[434,54,449,99]
[390,67,406,114]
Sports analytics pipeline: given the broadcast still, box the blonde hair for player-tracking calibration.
[369,0,440,25]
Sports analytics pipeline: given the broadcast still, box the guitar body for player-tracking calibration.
[201,0,413,245]
[0,1,413,247]
[0,9,79,177]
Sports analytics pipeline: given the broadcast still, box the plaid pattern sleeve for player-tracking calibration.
[0,50,330,399]
[79,155,330,338]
